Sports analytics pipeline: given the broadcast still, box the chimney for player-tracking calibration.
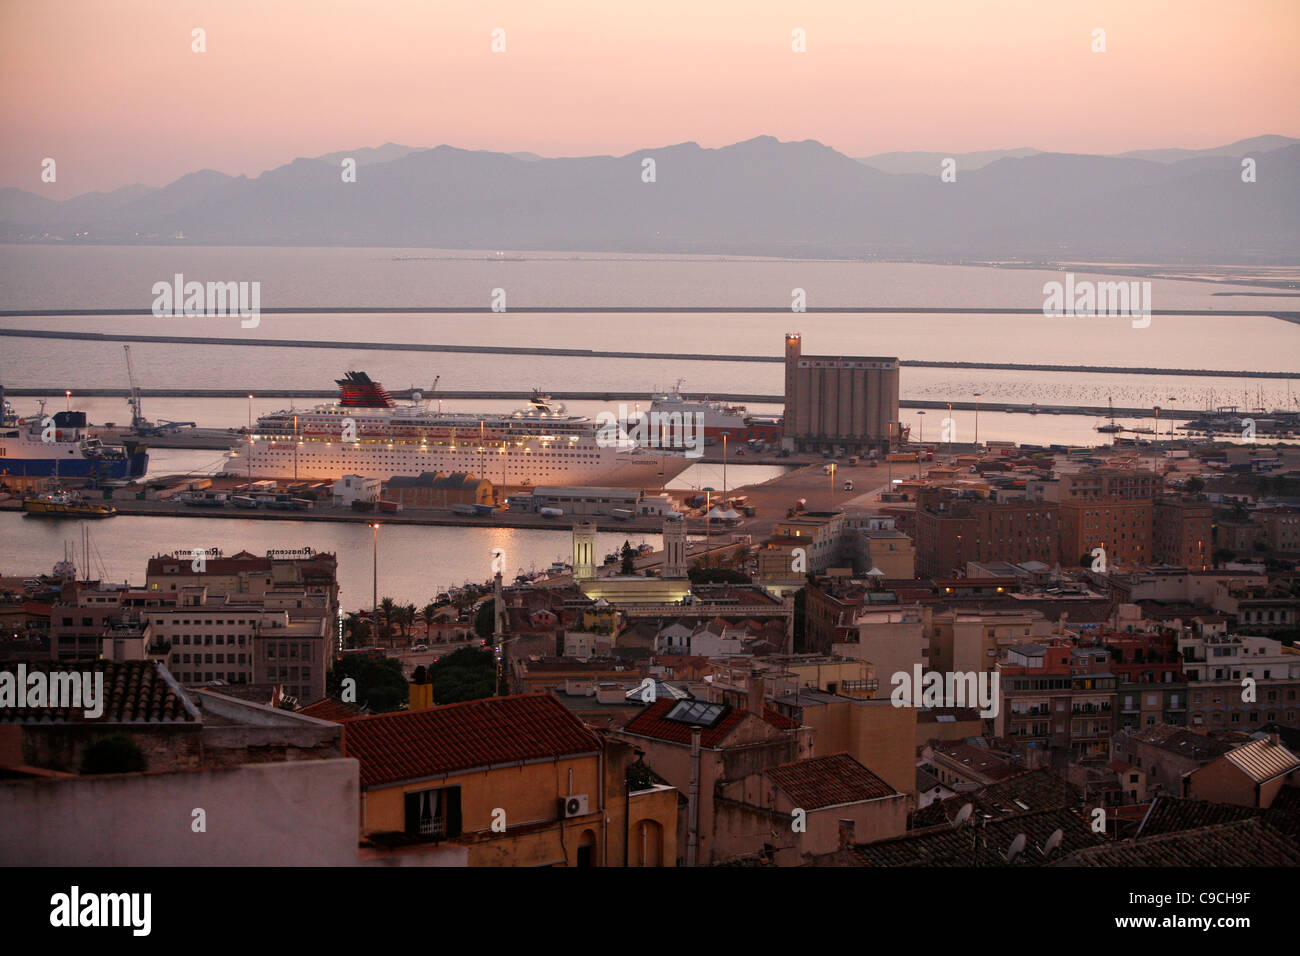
[746,667,765,715]
[838,819,856,849]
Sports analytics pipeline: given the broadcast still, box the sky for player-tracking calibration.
[3,0,1299,198]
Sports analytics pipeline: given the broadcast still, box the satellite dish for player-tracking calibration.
[1005,833,1026,863]
[412,391,423,403]
[1041,828,1063,858]
[954,803,973,825]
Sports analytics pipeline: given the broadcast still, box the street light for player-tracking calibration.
[917,410,925,444]
[973,393,982,447]
[248,394,254,432]
[371,522,380,646]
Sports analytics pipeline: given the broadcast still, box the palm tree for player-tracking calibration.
[422,602,438,639]
[379,596,397,646]
[402,603,417,643]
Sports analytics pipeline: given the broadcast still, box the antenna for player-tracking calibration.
[1004,833,1026,863]
[953,803,974,826]
[1040,828,1063,858]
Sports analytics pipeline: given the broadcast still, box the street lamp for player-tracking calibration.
[248,394,253,432]
[917,410,925,444]
[371,522,380,646]
[973,393,982,447]
[1152,406,1161,474]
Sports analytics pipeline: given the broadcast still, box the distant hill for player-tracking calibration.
[3,135,1296,262]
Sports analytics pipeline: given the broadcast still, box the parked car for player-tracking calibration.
[412,643,429,651]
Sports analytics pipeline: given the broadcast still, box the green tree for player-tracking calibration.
[81,735,147,774]
[474,599,497,640]
[378,596,397,644]
[620,540,637,575]
[327,655,409,713]
[427,646,497,703]
[421,602,438,638]
[1184,476,1205,494]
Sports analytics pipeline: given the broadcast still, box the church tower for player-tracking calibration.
[663,517,688,579]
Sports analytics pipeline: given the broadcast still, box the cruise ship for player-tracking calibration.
[0,391,149,481]
[643,381,783,447]
[223,372,693,486]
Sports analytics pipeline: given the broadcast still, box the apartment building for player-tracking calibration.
[1152,496,1212,568]
[914,488,1060,578]
[994,642,1117,760]
[1178,632,1300,732]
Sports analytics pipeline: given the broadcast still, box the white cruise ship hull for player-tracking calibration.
[223,439,691,487]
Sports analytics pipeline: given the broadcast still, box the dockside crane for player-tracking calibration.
[122,345,196,436]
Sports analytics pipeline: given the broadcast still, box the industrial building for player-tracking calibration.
[782,333,901,454]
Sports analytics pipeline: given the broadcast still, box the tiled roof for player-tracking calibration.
[0,660,198,724]
[764,754,897,809]
[297,696,366,722]
[930,742,1022,781]
[848,808,1104,867]
[341,693,602,788]
[1122,723,1234,762]
[1223,737,1300,784]
[1057,818,1300,867]
[1136,796,1261,838]
[911,767,1082,828]
[619,697,796,748]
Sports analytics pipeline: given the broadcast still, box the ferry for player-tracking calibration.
[222,372,692,486]
[0,390,149,481]
[640,380,783,448]
[23,490,117,518]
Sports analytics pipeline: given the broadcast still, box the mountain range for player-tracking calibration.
[3,135,1296,261]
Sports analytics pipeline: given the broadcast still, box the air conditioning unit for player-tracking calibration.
[561,794,590,818]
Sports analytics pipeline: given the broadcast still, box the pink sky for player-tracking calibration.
[3,0,1298,198]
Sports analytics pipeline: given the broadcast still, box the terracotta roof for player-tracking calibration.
[619,698,796,748]
[1058,818,1300,867]
[0,660,198,724]
[847,808,1104,867]
[1120,723,1234,762]
[341,693,602,788]
[1135,796,1262,838]
[911,767,1082,828]
[930,742,1022,781]
[764,753,897,809]
[297,696,366,722]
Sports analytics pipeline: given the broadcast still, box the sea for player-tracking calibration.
[1,246,1297,606]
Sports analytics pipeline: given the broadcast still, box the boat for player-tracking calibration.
[638,380,783,448]
[1096,397,1123,433]
[23,490,117,518]
[0,390,149,481]
[222,372,691,487]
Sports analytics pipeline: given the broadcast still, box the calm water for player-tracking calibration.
[0,512,665,611]
[2,247,1295,607]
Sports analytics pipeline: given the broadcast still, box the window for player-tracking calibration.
[403,787,462,840]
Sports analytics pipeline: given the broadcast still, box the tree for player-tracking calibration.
[327,655,408,713]
[81,735,146,774]
[379,597,397,645]
[620,540,637,575]
[427,646,497,703]
[401,603,417,642]
[474,599,497,640]
[1184,476,1205,494]
[342,614,371,649]
[421,602,438,638]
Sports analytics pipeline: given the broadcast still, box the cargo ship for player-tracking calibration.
[0,390,149,481]
[222,372,692,486]
[23,491,117,518]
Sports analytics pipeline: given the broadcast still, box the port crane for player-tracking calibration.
[122,345,195,435]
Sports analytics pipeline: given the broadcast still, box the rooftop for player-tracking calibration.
[341,693,602,789]
[764,753,897,809]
